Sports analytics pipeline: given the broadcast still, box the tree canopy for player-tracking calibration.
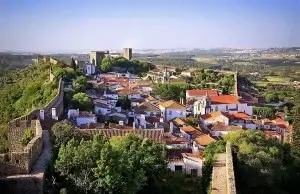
[100,57,113,73]
[71,92,92,111]
[54,133,166,194]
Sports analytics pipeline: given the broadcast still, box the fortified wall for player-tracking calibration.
[211,142,236,194]
[0,79,64,176]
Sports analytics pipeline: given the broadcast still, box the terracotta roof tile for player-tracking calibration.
[182,151,204,160]
[117,88,140,95]
[164,136,189,144]
[194,134,216,146]
[79,111,96,118]
[135,102,160,112]
[187,89,218,97]
[80,129,164,142]
[210,95,240,104]
[159,100,185,109]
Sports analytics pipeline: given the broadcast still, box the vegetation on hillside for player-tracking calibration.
[0,61,74,152]
[204,130,300,194]
[45,121,203,194]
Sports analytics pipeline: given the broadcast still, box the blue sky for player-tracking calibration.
[0,0,299,52]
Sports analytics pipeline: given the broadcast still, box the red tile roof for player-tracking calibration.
[164,136,189,145]
[79,111,96,118]
[231,113,250,120]
[80,129,164,142]
[200,111,230,120]
[187,89,218,97]
[182,151,204,160]
[273,118,286,124]
[210,95,240,104]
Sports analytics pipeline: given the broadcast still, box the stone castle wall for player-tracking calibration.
[0,79,64,176]
[226,142,236,194]
[7,79,64,152]
[0,120,43,176]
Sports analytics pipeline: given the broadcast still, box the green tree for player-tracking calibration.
[71,92,92,111]
[73,76,87,92]
[292,107,300,158]
[71,58,77,70]
[21,128,35,147]
[253,106,275,118]
[55,133,167,194]
[100,57,113,72]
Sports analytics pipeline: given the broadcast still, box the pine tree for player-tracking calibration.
[71,58,77,70]
[291,107,300,157]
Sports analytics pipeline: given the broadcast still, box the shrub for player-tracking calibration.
[21,128,34,147]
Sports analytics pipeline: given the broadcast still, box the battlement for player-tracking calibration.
[0,120,43,176]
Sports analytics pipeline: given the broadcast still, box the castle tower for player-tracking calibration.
[123,48,132,60]
[90,51,108,67]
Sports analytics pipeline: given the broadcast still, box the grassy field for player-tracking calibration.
[253,81,269,87]
[264,76,290,83]
[193,57,218,64]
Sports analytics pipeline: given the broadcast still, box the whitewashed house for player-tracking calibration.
[117,88,141,99]
[193,95,253,116]
[159,100,186,121]
[168,152,205,177]
[76,112,97,127]
[85,63,96,75]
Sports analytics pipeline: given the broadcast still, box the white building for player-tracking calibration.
[76,111,97,127]
[117,88,141,99]
[134,102,161,117]
[193,95,253,116]
[159,100,186,121]
[168,153,204,177]
[85,63,96,75]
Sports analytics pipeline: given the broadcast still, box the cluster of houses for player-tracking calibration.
[64,58,292,177]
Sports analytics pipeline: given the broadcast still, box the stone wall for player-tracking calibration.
[0,120,43,176]
[7,79,64,152]
[0,174,44,194]
[211,141,237,194]
[0,79,64,176]
[226,142,236,194]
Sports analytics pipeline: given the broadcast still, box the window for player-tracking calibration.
[198,103,201,111]
[175,165,183,172]
[180,111,183,115]
[215,106,218,111]
[150,112,154,116]
[191,169,198,176]
[226,105,228,111]
[169,111,172,115]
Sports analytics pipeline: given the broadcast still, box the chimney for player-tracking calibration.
[77,109,80,117]
[133,122,136,129]
[170,122,174,133]
[160,117,164,123]
[51,108,57,120]
[119,121,124,126]
[40,110,45,120]
[155,122,158,129]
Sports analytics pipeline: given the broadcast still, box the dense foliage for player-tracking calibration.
[152,83,192,101]
[100,57,154,74]
[0,61,62,152]
[71,93,93,111]
[292,107,300,158]
[253,106,275,118]
[46,121,203,194]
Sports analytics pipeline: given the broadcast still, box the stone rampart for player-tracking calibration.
[0,120,43,176]
[211,141,237,194]
[7,79,64,152]
[1,79,64,176]
[226,142,236,194]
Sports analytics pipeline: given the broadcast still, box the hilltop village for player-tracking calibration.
[0,48,295,194]
[56,48,291,175]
